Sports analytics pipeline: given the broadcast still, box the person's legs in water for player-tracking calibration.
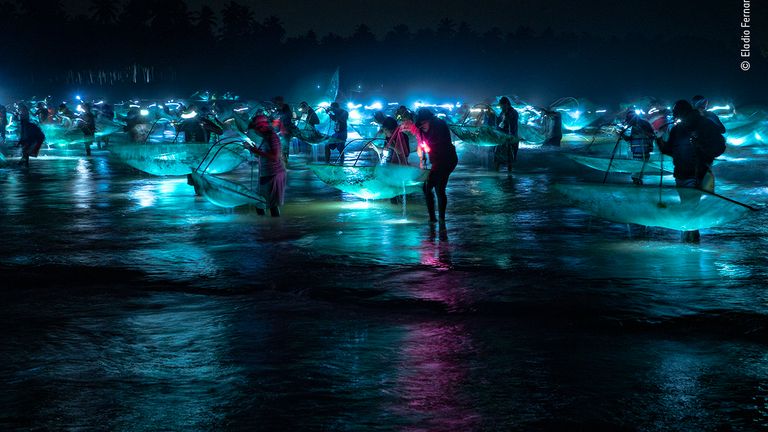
[423,173,437,222]
[435,171,451,221]
[269,206,280,217]
[676,177,701,242]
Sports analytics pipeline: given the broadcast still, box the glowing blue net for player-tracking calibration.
[188,171,266,208]
[448,124,518,148]
[310,163,428,200]
[109,139,245,176]
[566,154,674,174]
[555,183,753,231]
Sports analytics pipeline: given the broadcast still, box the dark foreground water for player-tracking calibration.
[1,144,767,431]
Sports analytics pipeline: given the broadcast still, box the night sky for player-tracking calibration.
[3,0,764,104]
[59,0,745,40]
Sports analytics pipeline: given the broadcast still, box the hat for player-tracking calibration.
[691,95,708,110]
[672,100,693,119]
[413,108,434,125]
[248,114,271,132]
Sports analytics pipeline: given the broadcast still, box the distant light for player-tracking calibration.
[343,200,373,208]
[75,95,81,100]
[316,85,320,89]
[388,102,400,106]
[140,109,150,116]
[438,103,454,111]
[595,109,607,113]
[634,109,644,115]
[349,109,362,120]
[347,102,362,110]
[129,104,140,108]
[567,110,581,119]
[708,105,731,112]
[755,132,763,141]
[234,107,249,112]
[181,111,198,119]
[365,102,383,110]
[76,104,85,113]
[318,101,331,108]
[727,136,746,145]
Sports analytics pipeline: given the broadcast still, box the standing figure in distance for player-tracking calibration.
[245,115,286,217]
[325,102,348,163]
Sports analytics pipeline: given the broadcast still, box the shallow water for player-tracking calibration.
[1,143,767,431]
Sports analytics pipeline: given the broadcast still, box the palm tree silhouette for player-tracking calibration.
[89,0,118,25]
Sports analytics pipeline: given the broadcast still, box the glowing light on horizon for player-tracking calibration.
[727,136,746,145]
[181,111,198,119]
[347,102,362,110]
[140,109,150,116]
[365,102,383,110]
[708,105,731,112]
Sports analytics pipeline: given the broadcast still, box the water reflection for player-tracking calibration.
[393,322,480,431]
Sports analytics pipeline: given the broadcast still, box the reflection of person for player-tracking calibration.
[404,108,459,224]
[245,115,286,217]
[324,102,348,163]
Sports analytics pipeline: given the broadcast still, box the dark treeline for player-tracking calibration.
[0,0,765,106]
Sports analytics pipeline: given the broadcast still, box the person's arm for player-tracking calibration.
[245,134,281,161]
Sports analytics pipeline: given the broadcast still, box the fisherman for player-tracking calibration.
[276,102,296,163]
[96,102,115,149]
[56,103,75,128]
[657,100,725,242]
[34,102,50,124]
[16,104,45,167]
[179,105,208,143]
[494,96,520,171]
[298,101,319,130]
[381,116,409,165]
[324,102,348,163]
[691,95,726,134]
[404,108,458,224]
[541,108,563,146]
[244,114,286,217]
[620,111,655,161]
[0,104,8,144]
[79,102,96,156]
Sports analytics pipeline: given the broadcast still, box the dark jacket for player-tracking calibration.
[419,117,458,171]
[658,111,720,182]
[621,118,655,159]
[498,106,519,136]
[702,111,726,134]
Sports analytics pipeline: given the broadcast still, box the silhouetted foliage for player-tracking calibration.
[0,0,765,105]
